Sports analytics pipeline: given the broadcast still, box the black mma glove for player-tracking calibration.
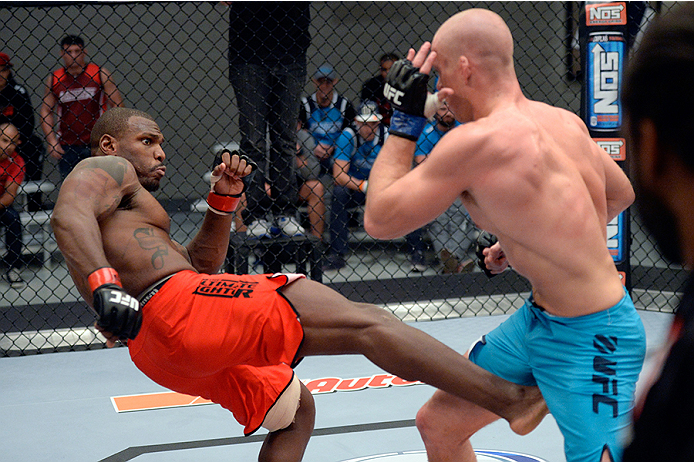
[93,284,142,339]
[475,231,499,278]
[383,58,443,140]
[88,268,142,340]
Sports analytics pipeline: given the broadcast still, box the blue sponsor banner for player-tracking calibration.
[586,32,625,131]
[607,210,627,263]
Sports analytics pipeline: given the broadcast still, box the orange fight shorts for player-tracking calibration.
[127,270,306,435]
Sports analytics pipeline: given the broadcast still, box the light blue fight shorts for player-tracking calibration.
[469,289,646,462]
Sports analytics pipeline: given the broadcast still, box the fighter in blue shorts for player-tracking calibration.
[469,290,646,461]
[363,8,646,462]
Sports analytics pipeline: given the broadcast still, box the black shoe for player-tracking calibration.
[322,254,346,271]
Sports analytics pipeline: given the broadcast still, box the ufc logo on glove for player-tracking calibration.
[383,83,404,105]
[108,291,139,310]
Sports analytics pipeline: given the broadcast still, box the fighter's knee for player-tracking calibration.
[307,180,324,196]
[416,398,449,445]
[262,375,309,433]
[415,401,434,438]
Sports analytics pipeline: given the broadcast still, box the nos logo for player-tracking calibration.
[590,41,621,114]
[586,2,627,26]
[340,450,547,462]
[587,34,624,130]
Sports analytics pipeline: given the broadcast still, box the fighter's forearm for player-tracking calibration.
[364,136,417,238]
[606,187,635,223]
[186,212,234,274]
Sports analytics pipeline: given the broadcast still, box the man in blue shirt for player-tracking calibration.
[323,102,386,271]
[299,65,356,176]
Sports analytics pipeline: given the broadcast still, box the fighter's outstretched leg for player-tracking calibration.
[281,279,547,435]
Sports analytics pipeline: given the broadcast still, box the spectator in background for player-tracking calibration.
[0,52,47,211]
[296,123,327,240]
[323,102,387,271]
[414,104,476,274]
[0,122,25,287]
[228,2,310,239]
[361,52,399,126]
[621,4,694,461]
[299,64,356,177]
[41,35,123,180]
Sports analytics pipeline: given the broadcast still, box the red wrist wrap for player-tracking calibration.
[207,191,241,214]
[88,267,122,292]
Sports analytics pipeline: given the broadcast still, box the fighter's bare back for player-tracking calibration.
[450,100,632,316]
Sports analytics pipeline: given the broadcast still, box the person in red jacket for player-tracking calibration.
[40,35,123,180]
[0,122,25,286]
[0,52,46,211]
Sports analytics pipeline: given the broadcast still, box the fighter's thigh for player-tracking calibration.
[281,279,395,354]
[530,321,645,462]
[467,310,535,386]
[537,376,629,462]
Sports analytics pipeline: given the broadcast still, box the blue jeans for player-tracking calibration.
[59,145,91,180]
[329,185,365,256]
[229,60,306,221]
[1,206,23,269]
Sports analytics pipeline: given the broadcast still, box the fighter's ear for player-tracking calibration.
[98,133,118,157]
[459,55,471,84]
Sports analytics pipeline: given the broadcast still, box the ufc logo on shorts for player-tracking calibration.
[383,83,404,105]
[592,334,619,417]
[109,291,140,310]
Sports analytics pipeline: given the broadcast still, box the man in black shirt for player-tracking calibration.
[622,4,694,461]
[228,3,310,238]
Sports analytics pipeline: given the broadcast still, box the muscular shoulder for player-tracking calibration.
[69,156,140,196]
[527,101,588,138]
[77,155,133,180]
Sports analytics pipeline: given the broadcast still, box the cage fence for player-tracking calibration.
[0,1,682,356]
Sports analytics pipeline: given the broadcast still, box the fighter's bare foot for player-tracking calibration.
[508,386,549,436]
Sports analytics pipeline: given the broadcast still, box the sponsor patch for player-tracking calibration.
[193,276,259,298]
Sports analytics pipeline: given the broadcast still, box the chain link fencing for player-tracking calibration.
[0,1,682,356]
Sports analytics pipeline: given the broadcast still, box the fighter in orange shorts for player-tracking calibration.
[130,271,306,435]
[52,107,547,461]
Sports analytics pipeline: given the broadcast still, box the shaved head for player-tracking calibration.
[433,9,514,75]
[91,107,155,155]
